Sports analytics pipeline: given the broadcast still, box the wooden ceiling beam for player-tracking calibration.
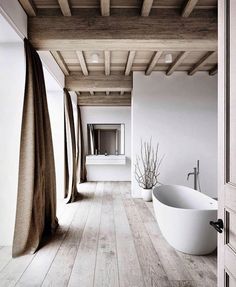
[29,11,217,51]
[182,0,199,17]
[209,64,218,76]
[188,51,216,75]
[31,40,216,52]
[76,51,89,76]
[57,0,71,16]
[66,73,132,92]
[166,51,190,76]
[125,51,136,76]
[77,93,131,106]
[50,51,69,75]
[100,0,110,16]
[19,0,37,16]
[141,0,154,16]
[145,51,162,75]
[104,51,111,76]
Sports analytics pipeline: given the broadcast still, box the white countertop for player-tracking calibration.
[86,155,126,165]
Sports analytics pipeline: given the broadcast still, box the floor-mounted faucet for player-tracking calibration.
[187,160,200,191]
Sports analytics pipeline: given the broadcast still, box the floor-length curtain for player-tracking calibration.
[64,89,77,203]
[13,39,58,257]
[76,105,87,183]
[88,124,95,155]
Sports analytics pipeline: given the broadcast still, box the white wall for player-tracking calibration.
[70,92,78,145]
[0,41,25,245]
[45,67,64,200]
[0,2,27,244]
[47,91,64,200]
[81,106,131,181]
[39,51,65,90]
[132,72,217,198]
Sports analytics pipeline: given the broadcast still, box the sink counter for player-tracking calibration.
[86,155,126,165]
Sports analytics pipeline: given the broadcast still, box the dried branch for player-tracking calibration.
[134,139,164,189]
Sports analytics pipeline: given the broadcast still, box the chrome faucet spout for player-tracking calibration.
[187,172,194,180]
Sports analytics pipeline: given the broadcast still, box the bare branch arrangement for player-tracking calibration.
[135,139,164,189]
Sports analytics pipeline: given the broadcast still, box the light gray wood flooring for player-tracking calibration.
[0,182,217,287]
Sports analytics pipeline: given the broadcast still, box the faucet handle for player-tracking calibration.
[197,160,200,173]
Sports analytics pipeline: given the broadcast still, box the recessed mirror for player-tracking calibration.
[87,124,125,155]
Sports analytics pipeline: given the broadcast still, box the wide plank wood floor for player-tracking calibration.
[0,182,217,287]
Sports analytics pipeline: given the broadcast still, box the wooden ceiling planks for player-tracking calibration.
[57,0,71,16]
[166,51,190,75]
[65,73,132,92]
[141,0,154,16]
[19,0,37,16]
[19,0,218,105]
[188,51,216,75]
[77,92,131,106]
[182,0,199,17]
[100,0,110,16]
[30,0,217,10]
[145,51,163,75]
[76,51,89,76]
[125,51,136,76]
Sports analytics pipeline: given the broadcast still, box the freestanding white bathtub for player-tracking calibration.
[152,185,218,255]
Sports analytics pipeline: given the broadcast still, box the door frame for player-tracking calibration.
[218,0,225,286]
[218,0,235,286]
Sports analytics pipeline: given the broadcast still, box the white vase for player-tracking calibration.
[141,188,153,202]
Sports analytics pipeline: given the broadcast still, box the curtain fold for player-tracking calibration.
[88,124,95,155]
[64,89,78,203]
[13,39,58,257]
[76,105,87,183]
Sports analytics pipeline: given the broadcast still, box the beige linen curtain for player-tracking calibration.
[88,124,96,155]
[64,89,78,203]
[77,105,87,183]
[64,90,87,202]
[13,39,58,257]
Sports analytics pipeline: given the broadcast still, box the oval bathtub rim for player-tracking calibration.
[152,185,218,212]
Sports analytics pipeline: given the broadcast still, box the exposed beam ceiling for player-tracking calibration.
[76,51,89,76]
[182,0,199,17]
[104,51,111,76]
[166,51,190,76]
[19,0,36,16]
[188,51,216,75]
[48,49,217,78]
[209,64,218,76]
[66,74,132,92]
[125,51,136,76]
[50,51,70,75]
[28,10,217,51]
[146,51,162,75]
[21,0,217,14]
[100,0,110,16]
[33,40,216,52]
[141,0,154,16]
[20,0,218,106]
[77,92,131,106]
[57,0,71,16]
